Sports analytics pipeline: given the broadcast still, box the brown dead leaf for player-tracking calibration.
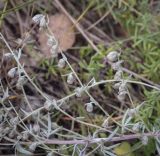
[38,13,75,58]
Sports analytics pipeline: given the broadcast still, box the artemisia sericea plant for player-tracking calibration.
[0,13,160,156]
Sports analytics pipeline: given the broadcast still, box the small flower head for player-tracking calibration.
[119,81,127,93]
[58,58,66,68]
[44,100,53,111]
[17,135,22,140]
[16,76,27,89]
[47,36,57,47]
[128,108,138,118]
[75,87,83,97]
[31,111,38,121]
[117,91,127,102]
[111,60,124,71]
[102,118,109,128]
[9,129,16,138]
[52,99,58,110]
[47,152,54,156]
[132,122,141,132]
[32,14,48,28]
[141,135,148,145]
[113,82,121,89]
[67,73,75,85]
[29,142,39,152]
[10,117,19,126]
[85,102,93,112]
[3,53,14,61]
[107,51,119,62]
[22,131,29,141]
[50,45,58,58]
[33,123,40,134]
[7,67,17,78]
[114,70,123,81]
[32,14,44,24]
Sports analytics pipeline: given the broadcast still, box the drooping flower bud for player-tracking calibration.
[85,102,93,112]
[29,142,39,152]
[117,91,127,102]
[114,70,123,81]
[22,131,29,141]
[58,58,66,68]
[47,36,56,47]
[32,14,44,23]
[47,152,54,156]
[128,108,138,118]
[75,87,83,97]
[102,118,109,128]
[8,129,16,138]
[10,117,19,126]
[111,60,124,71]
[141,135,148,145]
[7,67,17,78]
[44,99,53,111]
[33,123,40,134]
[67,73,75,85]
[3,53,14,61]
[50,45,58,58]
[16,76,27,89]
[132,122,141,132]
[119,82,127,93]
[113,82,121,89]
[107,51,119,62]
[17,135,22,140]
[32,14,47,28]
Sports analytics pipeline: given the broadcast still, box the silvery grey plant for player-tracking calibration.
[0,13,160,155]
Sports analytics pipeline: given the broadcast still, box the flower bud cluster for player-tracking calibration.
[107,51,128,102]
[114,79,128,102]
